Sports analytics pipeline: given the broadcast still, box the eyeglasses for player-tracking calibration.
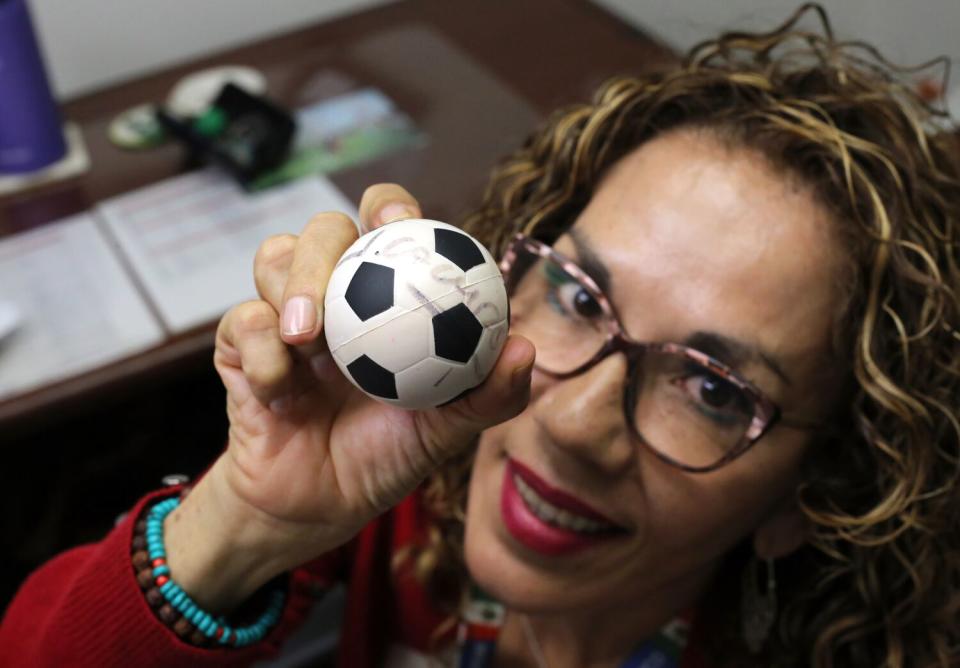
[499,234,817,473]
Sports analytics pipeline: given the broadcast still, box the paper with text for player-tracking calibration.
[0,214,164,400]
[97,170,358,333]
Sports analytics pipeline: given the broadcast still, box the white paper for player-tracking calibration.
[97,170,358,333]
[0,213,164,400]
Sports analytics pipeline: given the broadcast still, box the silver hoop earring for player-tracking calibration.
[741,555,777,653]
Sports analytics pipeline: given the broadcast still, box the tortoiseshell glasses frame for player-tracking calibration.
[499,233,820,474]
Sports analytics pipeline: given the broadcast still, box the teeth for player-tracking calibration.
[513,474,614,534]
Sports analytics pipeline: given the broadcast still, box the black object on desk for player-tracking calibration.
[157,83,296,187]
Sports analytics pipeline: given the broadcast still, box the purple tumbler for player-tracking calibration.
[0,0,66,174]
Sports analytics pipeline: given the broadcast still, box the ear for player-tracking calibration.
[752,496,809,560]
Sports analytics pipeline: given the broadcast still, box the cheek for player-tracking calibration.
[465,428,507,528]
[646,435,809,557]
[463,433,512,586]
[643,479,754,558]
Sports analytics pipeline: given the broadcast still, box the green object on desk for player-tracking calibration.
[108,104,167,150]
[192,107,228,137]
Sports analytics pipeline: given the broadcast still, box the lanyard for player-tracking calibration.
[456,587,689,668]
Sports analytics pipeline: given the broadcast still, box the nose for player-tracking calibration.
[531,352,636,477]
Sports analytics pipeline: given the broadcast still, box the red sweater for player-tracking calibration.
[0,488,710,667]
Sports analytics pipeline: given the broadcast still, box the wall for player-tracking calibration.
[28,0,960,116]
[29,0,394,99]
[594,0,960,115]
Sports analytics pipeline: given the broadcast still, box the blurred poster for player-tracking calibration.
[250,87,427,191]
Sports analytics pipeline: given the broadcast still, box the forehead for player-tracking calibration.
[561,130,843,387]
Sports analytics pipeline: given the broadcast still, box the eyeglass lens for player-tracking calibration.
[506,248,758,468]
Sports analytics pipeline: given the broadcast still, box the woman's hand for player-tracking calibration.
[164,184,534,612]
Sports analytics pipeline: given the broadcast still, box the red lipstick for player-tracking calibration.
[510,459,620,525]
[500,459,624,556]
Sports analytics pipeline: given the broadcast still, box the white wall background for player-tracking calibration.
[29,0,960,114]
[595,0,960,114]
[29,0,394,99]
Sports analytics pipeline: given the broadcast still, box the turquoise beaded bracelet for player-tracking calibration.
[145,497,286,647]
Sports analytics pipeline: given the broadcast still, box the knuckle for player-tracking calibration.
[381,185,417,209]
[235,301,277,332]
[245,357,291,390]
[255,234,297,267]
[361,183,396,202]
[304,211,358,241]
[387,183,415,197]
[375,182,405,197]
[361,183,415,212]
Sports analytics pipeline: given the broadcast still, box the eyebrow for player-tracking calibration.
[567,228,613,296]
[684,331,792,387]
[566,228,792,387]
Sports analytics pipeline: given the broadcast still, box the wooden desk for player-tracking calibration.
[0,0,672,429]
[0,0,672,609]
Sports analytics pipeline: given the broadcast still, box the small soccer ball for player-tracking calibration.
[324,219,509,409]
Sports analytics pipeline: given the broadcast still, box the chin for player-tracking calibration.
[463,452,541,610]
[463,449,597,614]
[463,507,556,613]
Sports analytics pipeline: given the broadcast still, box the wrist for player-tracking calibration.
[163,459,293,613]
[138,495,286,647]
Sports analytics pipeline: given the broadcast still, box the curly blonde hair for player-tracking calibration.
[412,5,960,665]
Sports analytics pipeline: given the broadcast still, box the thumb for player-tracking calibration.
[414,335,535,462]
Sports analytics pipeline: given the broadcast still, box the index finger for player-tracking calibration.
[358,183,423,232]
[280,212,359,346]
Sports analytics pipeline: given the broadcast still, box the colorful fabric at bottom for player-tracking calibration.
[0,487,712,668]
[456,586,689,668]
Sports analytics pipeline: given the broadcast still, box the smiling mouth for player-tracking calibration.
[513,473,620,534]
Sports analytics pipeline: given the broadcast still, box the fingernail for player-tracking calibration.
[282,296,316,336]
[377,203,416,226]
[269,396,293,415]
[511,360,534,391]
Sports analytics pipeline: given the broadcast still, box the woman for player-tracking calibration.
[2,6,958,666]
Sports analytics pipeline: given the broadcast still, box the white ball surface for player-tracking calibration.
[324,219,509,409]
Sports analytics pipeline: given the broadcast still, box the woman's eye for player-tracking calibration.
[678,372,751,423]
[548,282,603,319]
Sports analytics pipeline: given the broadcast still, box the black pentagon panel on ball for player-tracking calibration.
[345,261,394,321]
[434,228,485,272]
[433,303,483,363]
[346,354,398,399]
